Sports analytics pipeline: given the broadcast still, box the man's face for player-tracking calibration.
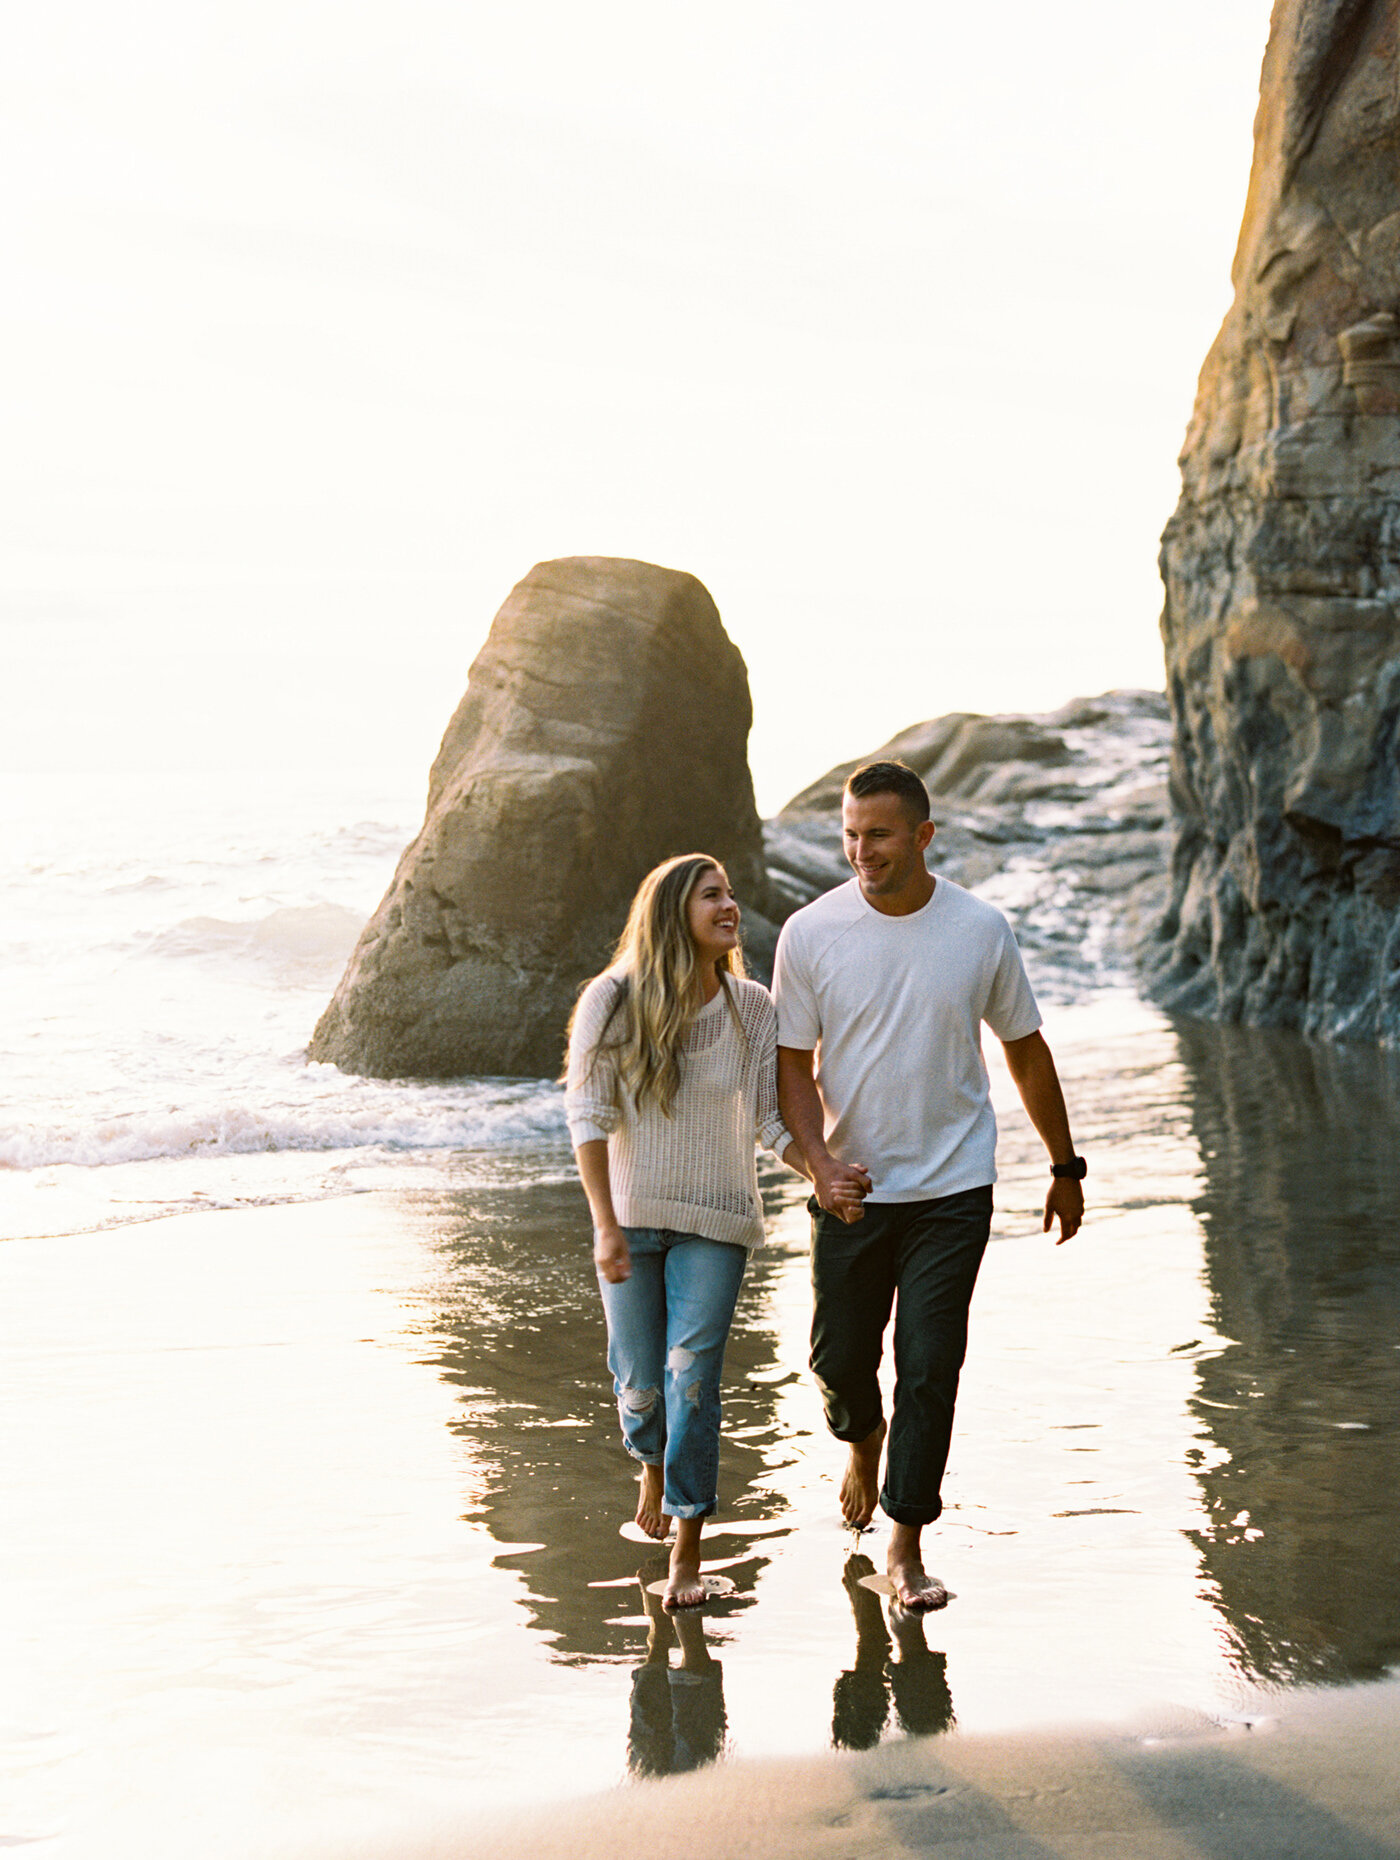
[841,790,935,898]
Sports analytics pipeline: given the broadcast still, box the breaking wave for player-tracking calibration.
[0,1072,567,1171]
[141,903,368,981]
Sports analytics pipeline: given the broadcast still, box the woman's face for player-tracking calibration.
[686,866,740,965]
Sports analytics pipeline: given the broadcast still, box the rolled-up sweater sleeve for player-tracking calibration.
[750,992,795,1160]
[564,976,622,1148]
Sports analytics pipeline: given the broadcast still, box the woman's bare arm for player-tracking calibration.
[574,1138,631,1282]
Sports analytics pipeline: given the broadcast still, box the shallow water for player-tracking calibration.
[2,998,1397,1857]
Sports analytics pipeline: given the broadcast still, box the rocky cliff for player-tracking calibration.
[309,558,773,1079]
[1146,0,1400,1040]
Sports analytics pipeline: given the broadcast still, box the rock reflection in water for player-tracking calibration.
[1177,1021,1400,1685]
[417,1176,803,1664]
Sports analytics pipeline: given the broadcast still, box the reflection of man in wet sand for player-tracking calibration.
[775,761,1084,1611]
[833,1553,954,1748]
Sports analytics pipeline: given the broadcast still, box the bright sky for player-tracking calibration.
[2,0,1272,811]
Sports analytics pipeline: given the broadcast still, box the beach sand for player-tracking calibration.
[437,1682,1400,1860]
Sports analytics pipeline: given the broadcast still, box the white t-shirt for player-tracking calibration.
[772,875,1041,1202]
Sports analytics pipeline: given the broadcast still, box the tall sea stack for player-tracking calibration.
[310,558,771,1079]
[1147,0,1400,1040]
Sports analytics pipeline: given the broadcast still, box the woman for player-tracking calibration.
[565,854,810,1610]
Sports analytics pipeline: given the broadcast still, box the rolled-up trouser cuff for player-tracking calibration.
[601,1228,747,1518]
[821,1406,885,1445]
[880,1488,943,1527]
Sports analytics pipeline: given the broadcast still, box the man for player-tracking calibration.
[774,759,1084,1611]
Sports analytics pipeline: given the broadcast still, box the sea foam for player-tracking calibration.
[0,1071,567,1170]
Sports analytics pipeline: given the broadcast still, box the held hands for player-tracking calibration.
[1043,1177,1084,1245]
[814,1157,873,1225]
[593,1224,632,1282]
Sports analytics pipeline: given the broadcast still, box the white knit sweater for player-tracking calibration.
[564,972,795,1249]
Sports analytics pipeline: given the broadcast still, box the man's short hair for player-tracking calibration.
[844,760,931,822]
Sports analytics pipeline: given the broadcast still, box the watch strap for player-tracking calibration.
[1050,1156,1087,1180]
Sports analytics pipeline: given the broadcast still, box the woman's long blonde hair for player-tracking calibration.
[568,853,747,1117]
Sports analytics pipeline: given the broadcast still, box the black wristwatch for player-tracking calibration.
[1050,1156,1087,1180]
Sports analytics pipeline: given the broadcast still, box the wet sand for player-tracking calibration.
[3,999,1398,1856]
[438,1681,1400,1860]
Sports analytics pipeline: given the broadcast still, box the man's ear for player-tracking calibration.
[916,819,936,852]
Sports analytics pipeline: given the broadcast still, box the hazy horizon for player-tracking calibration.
[4,0,1273,813]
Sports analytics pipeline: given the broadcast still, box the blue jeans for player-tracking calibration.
[598,1228,748,1519]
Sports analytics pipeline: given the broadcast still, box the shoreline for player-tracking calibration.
[376,1680,1400,1860]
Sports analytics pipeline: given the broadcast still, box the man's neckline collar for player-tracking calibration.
[853,873,939,920]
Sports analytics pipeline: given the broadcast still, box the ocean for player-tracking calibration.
[0,769,572,1241]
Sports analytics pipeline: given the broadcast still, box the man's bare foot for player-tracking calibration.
[887,1522,947,1612]
[635,1465,668,1541]
[839,1421,886,1528]
[888,1561,947,1612]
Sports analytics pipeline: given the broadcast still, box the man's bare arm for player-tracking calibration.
[777,1046,871,1223]
[999,1029,1084,1244]
[779,1139,812,1181]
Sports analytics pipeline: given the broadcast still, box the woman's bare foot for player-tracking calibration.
[663,1516,707,1611]
[663,1561,705,1611]
[839,1421,886,1528]
[636,1465,668,1540]
[887,1521,947,1612]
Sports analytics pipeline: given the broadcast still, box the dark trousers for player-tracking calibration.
[809,1186,993,1527]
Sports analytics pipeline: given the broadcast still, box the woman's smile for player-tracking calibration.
[688,870,741,958]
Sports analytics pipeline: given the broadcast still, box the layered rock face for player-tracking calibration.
[1148,0,1400,1039]
[310,558,772,1078]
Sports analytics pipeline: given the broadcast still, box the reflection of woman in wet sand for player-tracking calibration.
[629,1568,727,1776]
[565,854,813,1610]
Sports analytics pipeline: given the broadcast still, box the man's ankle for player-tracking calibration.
[889,1522,923,1560]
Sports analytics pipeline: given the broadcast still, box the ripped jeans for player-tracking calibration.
[598,1228,748,1519]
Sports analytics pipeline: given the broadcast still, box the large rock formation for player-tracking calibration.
[1147,0,1400,1040]
[767,690,1173,1004]
[310,558,773,1078]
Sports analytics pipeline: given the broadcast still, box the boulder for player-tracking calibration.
[1146,0,1400,1040]
[309,558,773,1079]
